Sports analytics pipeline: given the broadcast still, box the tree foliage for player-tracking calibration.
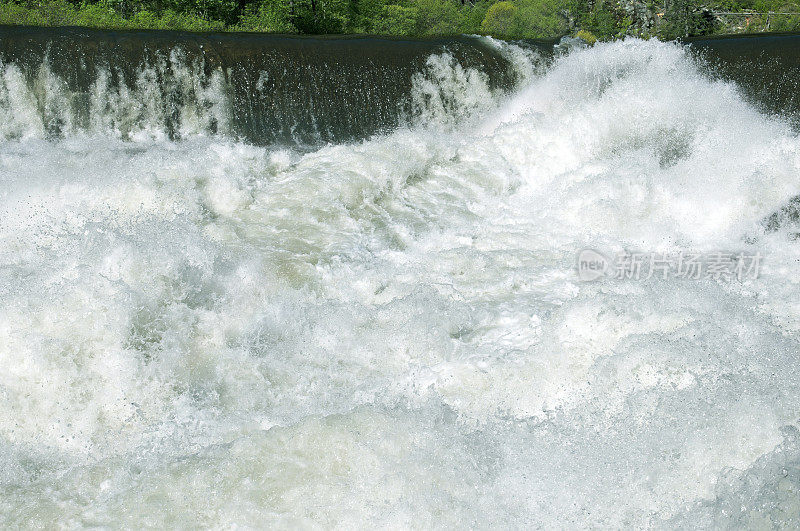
[1,0,798,39]
[481,1,518,35]
[0,0,566,36]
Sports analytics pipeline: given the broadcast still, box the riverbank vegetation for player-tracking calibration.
[1,0,799,39]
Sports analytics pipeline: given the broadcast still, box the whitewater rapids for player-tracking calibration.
[1,37,799,527]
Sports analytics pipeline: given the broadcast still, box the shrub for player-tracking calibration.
[481,1,517,36]
[576,28,596,44]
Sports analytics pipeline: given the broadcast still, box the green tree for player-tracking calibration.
[412,0,470,35]
[574,0,630,39]
[514,0,570,37]
[291,0,352,33]
[481,0,517,35]
[238,0,295,31]
[658,0,717,38]
[372,4,419,34]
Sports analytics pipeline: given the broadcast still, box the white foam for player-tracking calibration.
[1,38,799,527]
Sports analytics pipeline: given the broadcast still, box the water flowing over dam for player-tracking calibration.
[1,25,800,527]
[0,25,537,145]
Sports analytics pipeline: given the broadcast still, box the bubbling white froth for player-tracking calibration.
[1,38,800,528]
[0,49,230,141]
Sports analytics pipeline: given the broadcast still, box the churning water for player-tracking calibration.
[1,28,799,527]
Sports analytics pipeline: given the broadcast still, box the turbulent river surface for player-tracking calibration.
[1,26,800,528]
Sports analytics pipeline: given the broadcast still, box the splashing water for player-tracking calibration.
[1,36,799,527]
